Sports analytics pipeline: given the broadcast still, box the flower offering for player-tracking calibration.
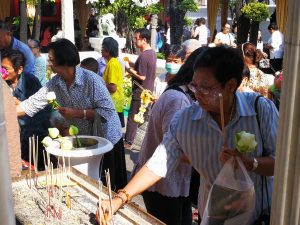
[235,131,257,153]
[134,89,154,124]
[46,91,60,109]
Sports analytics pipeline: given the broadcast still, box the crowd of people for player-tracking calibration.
[0,16,283,225]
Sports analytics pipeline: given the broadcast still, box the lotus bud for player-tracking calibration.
[48,128,60,139]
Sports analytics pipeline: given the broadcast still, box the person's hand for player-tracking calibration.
[219,146,241,165]
[220,146,254,171]
[262,52,268,58]
[14,97,21,106]
[58,107,77,119]
[96,198,123,225]
[124,61,130,70]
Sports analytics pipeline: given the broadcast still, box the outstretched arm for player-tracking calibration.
[96,165,162,224]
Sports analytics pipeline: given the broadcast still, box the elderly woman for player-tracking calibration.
[97,46,278,225]
[2,49,51,170]
[101,37,125,127]
[239,42,269,98]
[17,38,127,190]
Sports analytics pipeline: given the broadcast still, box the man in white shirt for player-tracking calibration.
[266,23,284,72]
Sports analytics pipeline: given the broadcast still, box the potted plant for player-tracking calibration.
[241,1,270,45]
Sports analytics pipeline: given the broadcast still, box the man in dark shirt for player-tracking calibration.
[124,28,157,149]
[0,20,35,74]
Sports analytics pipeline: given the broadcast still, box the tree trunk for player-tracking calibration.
[237,14,250,45]
[221,0,229,27]
[116,11,129,38]
[249,21,259,46]
[33,1,41,40]
[169,0,185,45]
[20,0,28,43]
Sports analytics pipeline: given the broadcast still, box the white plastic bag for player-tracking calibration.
[201,157,255,225]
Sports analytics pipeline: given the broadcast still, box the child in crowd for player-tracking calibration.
[80,57,99,74]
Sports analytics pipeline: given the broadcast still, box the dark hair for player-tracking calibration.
[168,47,208,86]
[195,18,201,26]
[165,45,186,61]
[268,23,278,31]
[47,38,80,66]
[241,42,264,65]
[134,28,151,43]
[102,37,119,57]
[28,38,40,48]
[222,22,230,28]
[199,18,206,25]
[193,46,244,88]
[0,20,11,32]
[2,49,25,71]
[80,57,99,74]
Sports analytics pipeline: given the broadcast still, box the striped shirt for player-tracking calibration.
[21,67,122,145]
[147,91,278,222]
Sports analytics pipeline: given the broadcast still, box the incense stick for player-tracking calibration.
[98,179,103,224]
[32,136,37,173]
[105,169,113,219]
[219,93,225,139]
[36,135,39,172]
[29,137,32,177]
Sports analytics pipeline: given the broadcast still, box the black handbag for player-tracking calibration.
[253,96,270,225]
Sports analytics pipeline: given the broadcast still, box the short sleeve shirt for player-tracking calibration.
[133,49,157,95]
[103,57,125,112]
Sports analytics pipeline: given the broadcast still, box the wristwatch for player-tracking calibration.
[252,158,258,171]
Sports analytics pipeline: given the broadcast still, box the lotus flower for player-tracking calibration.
[60,139,73,150]
[1,68,8,79]
[69,125,81,147]
[42,136,54,147]
[48,128,60,139]
[235,131,257,153]
[46,91,60,109]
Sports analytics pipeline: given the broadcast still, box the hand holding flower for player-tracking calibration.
[46,91,60,109]
[235,131,257,153]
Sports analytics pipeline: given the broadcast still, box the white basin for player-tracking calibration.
[45,135,113,180]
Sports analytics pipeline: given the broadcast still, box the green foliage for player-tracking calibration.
[241,1,270,22]
[184,17,193,26]
[177,0,198,12]
[93,0,163,30]
[12,16,34,27]
[156,52,165,59]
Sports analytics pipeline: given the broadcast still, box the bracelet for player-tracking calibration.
[117,189,131,203]
[113,194,126,205]
[83,109,87,120]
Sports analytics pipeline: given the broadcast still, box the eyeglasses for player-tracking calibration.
[188,83,220,95]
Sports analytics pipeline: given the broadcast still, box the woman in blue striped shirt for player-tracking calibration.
[97,46,278,225]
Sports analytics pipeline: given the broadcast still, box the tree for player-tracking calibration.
[169,0,198,45]
[31,0,42,40]
[19,0,28,43]
[241,1,270,45]
[235,0,251,45]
